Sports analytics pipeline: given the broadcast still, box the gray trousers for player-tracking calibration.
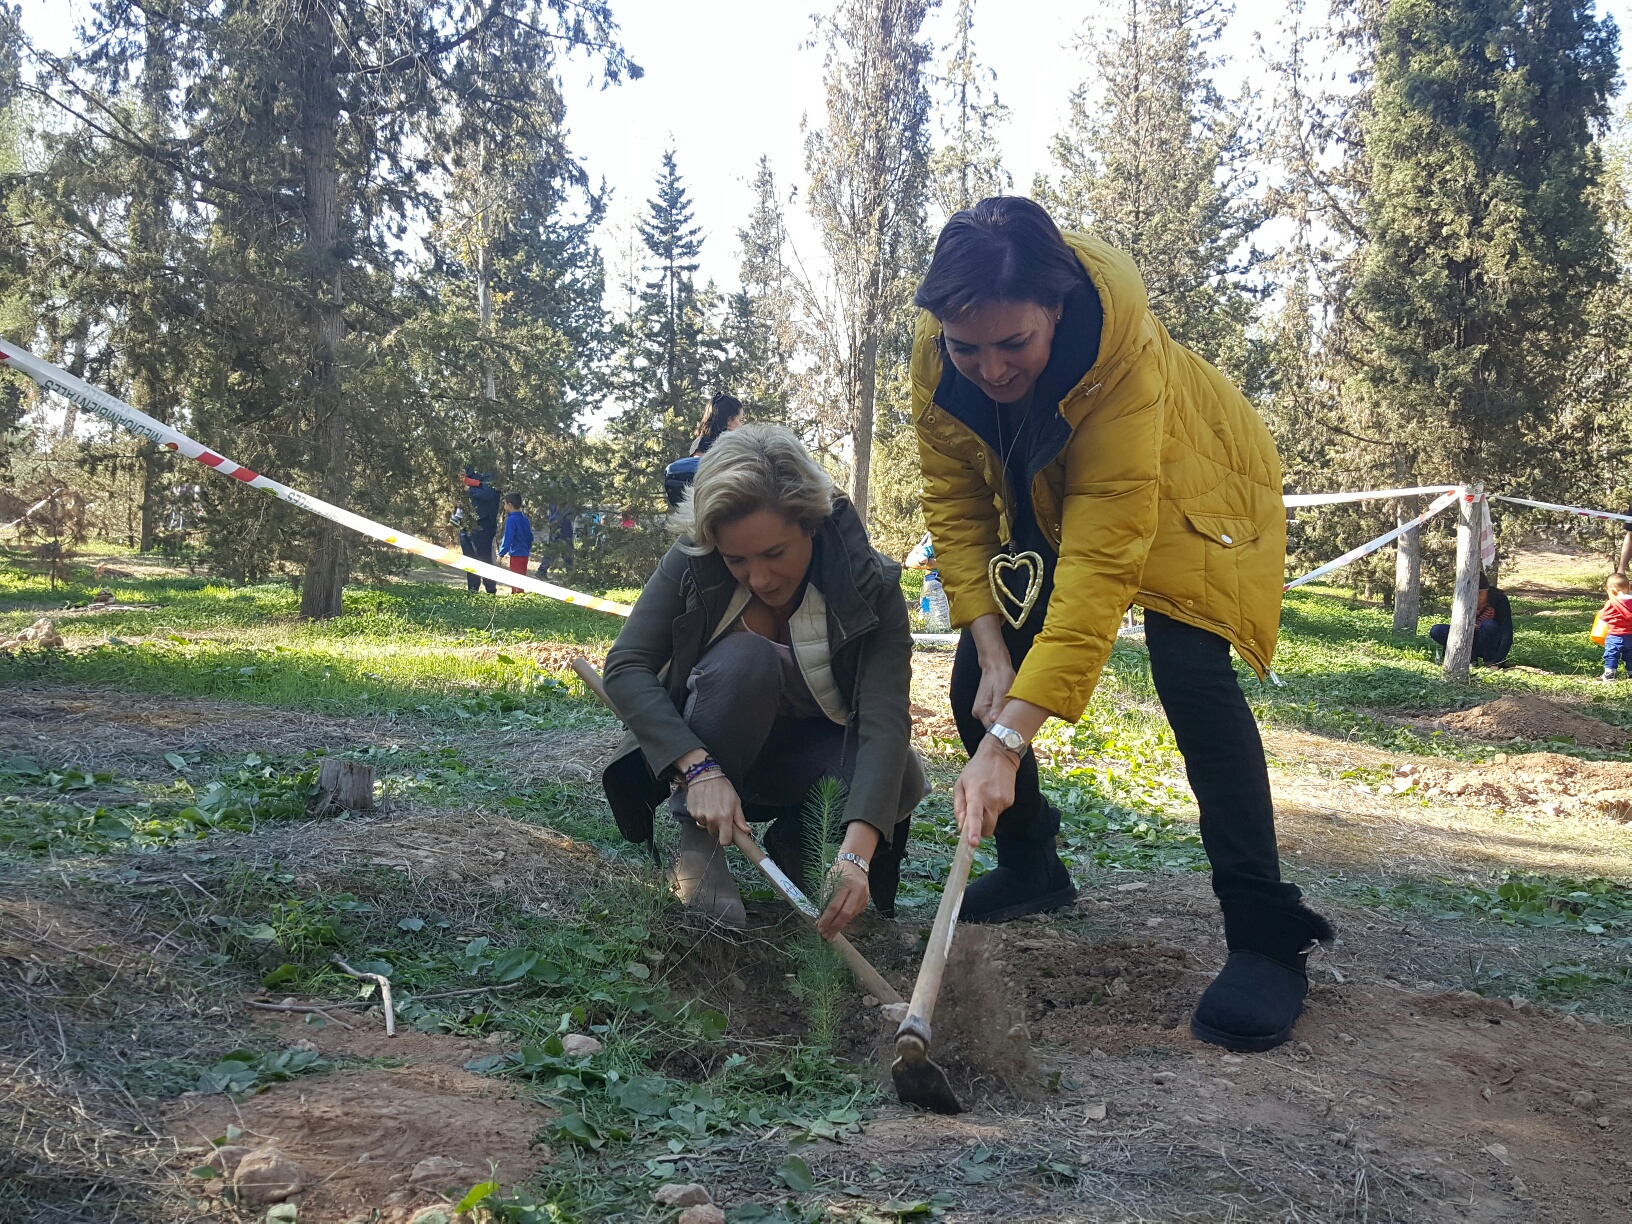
[670,631,922,910]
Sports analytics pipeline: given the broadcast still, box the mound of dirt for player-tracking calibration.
[167,1060,552,1222]
[1435,693,1629,751]
[1417,751,1632,821]
[467,642,605,673]
[217,810,614,919]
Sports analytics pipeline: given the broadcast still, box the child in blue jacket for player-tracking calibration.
[498,493,534,594]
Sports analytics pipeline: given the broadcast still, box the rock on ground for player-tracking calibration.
[678,1207,727,1224]
[654,1182,711,1207]
[232,1147,303,1205]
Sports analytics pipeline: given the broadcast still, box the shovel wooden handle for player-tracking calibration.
[900,833,978,1039]
[569,656,904,1007]
[570,656,613,710]
[731,830,903,1006]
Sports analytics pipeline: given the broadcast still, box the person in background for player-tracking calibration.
[498,492,533,594]
[1618,504,1632,574]
[461,468,502,594]
[1595,573,1632,680]
[550,505,576,572]
[1428,574,1512,665]
[691,393,744,456]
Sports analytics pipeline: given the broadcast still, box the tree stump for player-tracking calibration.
[313,759,375,814]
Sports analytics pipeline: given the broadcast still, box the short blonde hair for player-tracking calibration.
[676,424,835,555]
[1609,573,1629,595]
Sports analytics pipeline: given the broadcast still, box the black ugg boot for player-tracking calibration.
[961,804,1077,924]
[1191,903,1336,1052]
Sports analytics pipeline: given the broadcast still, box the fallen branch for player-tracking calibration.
[244,999,357,1028]
[330,956,395,1037]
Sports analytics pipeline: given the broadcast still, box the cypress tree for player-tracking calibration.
[1352,0,1618,488]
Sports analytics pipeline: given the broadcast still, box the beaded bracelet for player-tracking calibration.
[681,757,722,786]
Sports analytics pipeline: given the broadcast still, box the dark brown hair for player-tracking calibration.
[694,393,743,450]
[914,196,1086,320]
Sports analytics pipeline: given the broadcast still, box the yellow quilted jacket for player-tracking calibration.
[909,231,1286,722]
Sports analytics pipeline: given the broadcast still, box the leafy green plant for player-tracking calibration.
[195,1047,323,1096]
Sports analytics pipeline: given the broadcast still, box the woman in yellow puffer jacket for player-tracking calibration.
[910,197,1332,1054]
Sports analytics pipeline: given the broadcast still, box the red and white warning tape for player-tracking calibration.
[0,339,634,616]
[1284,489,1461,591]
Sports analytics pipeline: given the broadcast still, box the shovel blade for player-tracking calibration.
[890,1038,963,1115]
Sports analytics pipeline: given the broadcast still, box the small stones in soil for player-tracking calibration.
[1153,1071,1177,1086]
[1571,1090,1598,1109]
[678,1207,726,1224]
[1084,1101,1107,1121]
[232,1147,303,1205]
[561,1033,603,1056]
[654,1183,712,1208]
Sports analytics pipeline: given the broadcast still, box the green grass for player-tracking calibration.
[7,544,1632,1218]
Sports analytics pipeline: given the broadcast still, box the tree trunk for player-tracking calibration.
[1392,496,1421,633]
[313,759,375,813]
[132,4,175,553]
[296,1,351,620]
[1442,483,1482,683]
[478,234,497,402]
[852,326,878,521]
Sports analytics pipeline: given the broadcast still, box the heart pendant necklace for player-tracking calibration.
[987,394,1045,629]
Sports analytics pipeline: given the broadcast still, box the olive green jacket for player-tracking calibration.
[600,497,913,846]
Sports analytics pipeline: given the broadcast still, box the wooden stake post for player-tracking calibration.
[1441,483,1483,683]
[1392,496,1422,633]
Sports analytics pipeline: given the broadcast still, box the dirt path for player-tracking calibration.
[4,679,1631,1220]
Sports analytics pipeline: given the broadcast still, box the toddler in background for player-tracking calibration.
[1595,573,1632,680]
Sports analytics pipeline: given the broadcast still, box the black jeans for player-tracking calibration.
[672,632,922,909]
[950,608,1312,958]
[462,527,497,593]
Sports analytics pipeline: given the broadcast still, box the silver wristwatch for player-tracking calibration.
[987,722,1027,754]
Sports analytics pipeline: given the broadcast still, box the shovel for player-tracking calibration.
[570,656,903,1007]
[890,833,977,1114]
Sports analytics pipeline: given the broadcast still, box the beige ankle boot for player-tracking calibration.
[671,819,747,928]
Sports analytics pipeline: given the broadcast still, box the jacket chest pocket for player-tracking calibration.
[1184,512,1260,549]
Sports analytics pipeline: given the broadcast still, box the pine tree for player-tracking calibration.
[607,151,724,515]
[928,0,1010,220]
[720,157,798,429]
[1037,0,1263,381]
[805,0,934,521]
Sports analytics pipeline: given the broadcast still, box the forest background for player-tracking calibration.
[5,0,1632,618]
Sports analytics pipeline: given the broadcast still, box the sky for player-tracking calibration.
[15,0,1632,295]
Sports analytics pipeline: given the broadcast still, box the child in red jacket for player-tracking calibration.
[1596,573,1632,680]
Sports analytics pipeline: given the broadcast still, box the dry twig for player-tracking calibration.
[329,956,395,1036]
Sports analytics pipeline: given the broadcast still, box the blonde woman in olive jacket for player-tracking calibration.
[910,197,1332,1054]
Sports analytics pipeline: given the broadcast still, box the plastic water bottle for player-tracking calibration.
[921,572,951,631]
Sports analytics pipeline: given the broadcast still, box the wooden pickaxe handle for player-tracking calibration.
[569,655,904,1007]
[895,832,978,1049]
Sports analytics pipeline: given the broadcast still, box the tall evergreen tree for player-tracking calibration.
[1037,0,1263,381]
[720,157,798,428]
[928,0,1010,220]
[1352,0,1617,493]
[805,0,933,520]
[608,151,723,514]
